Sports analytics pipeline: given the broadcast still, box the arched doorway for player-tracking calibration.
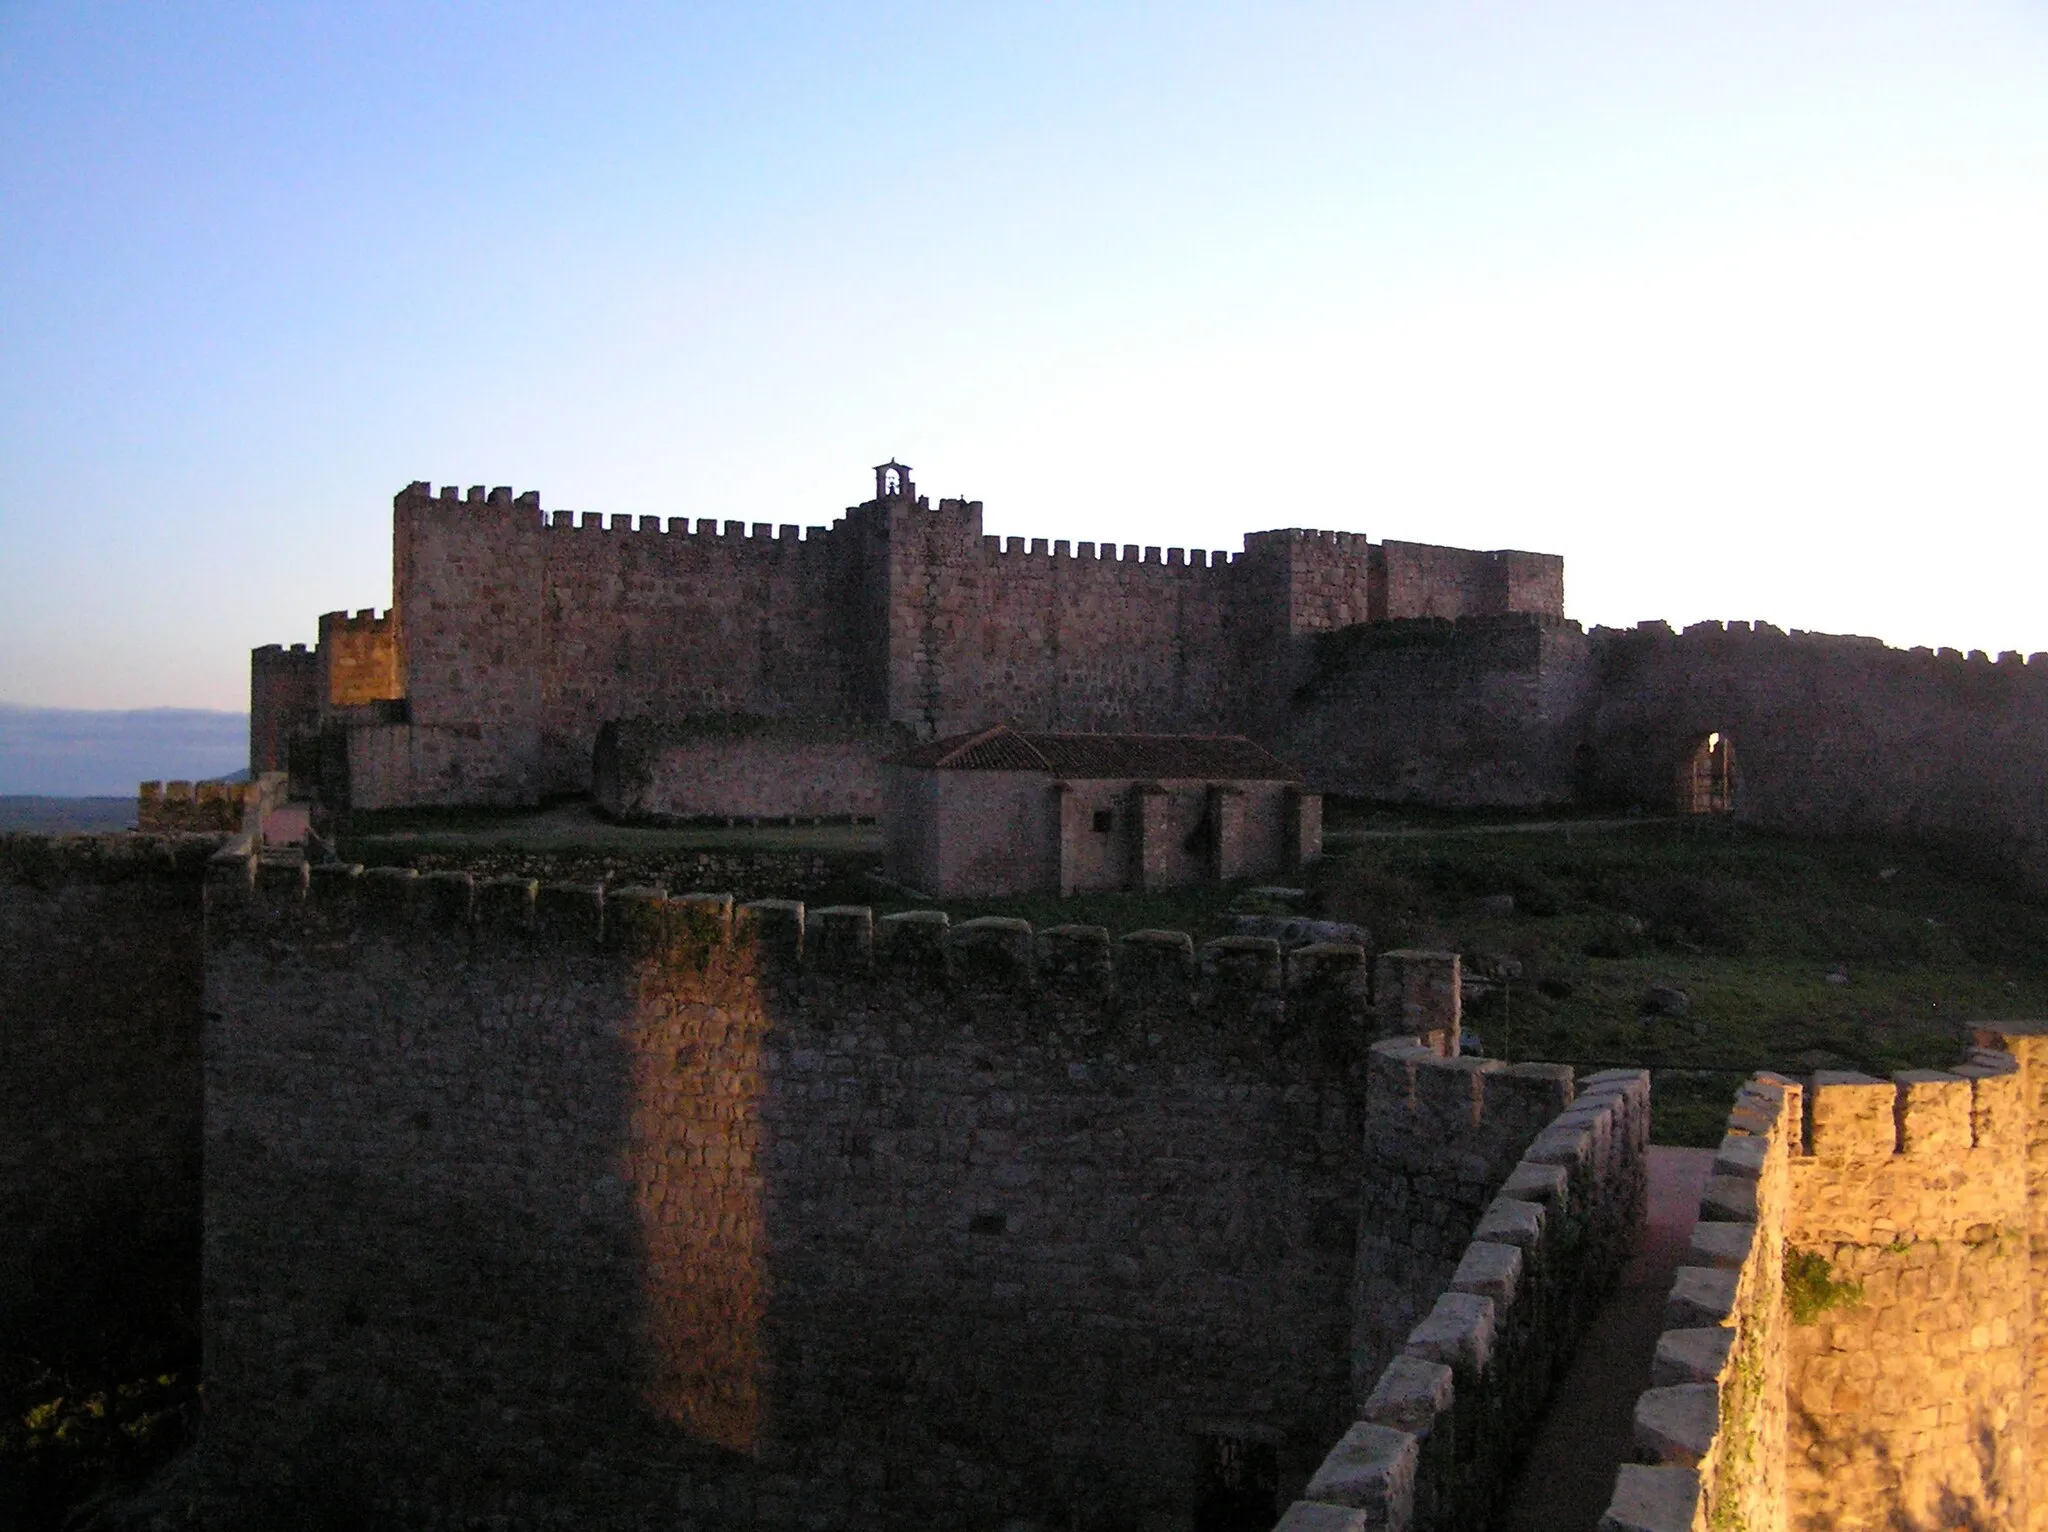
[1676,731,1735,814]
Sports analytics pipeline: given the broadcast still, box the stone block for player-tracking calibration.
[1685,1221,1753,1271]
[1300,1421,1418,1522]
[877,909,947,971]
[1632,1383,1719,1467]
[1893,1070,1971,1155]
[1665,1267,1738,1330]
[1360,1354,1454,1435]
[1711,1134,1766,1181]
[807,905,873,970]
[1403,1290,1496,1377]
[1600,1464,1703,1532]
[1652,1327,1735,1388]
[950,916,1035,986]
[1450,1239,1523,1307]
[1697,1175,1756,1223]
[1500,1160,1569,1209]
[1473,1197,1545,1250]
[1808,1071,1896,1158]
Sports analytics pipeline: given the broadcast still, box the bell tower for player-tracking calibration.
[873,460,914,502]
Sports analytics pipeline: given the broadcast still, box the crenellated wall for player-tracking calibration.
[1603,1028,2048,1532]
[1586,621,2048,880]
[262,476,1568,810]
[1280,1048,1650,1531]
[200,851,1391,1529]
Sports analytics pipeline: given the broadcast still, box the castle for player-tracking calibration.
[249,462,1565,813]
[253,462,2048,892]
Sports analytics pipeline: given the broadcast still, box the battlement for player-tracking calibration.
[2,830,232,886]
[1606,618,2048,675]
[204,847,1370,1024]
[1284,1064,1651,1529]
[318,607,396,634]
[981,536,1239,568]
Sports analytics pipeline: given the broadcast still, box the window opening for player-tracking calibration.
[1092,809,1115,834]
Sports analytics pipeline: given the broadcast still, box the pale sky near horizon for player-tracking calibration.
[3,1,2046,711]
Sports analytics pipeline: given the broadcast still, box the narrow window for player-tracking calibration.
[1092,809,1115,833]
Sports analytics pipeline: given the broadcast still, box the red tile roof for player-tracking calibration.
[893,725,1300,780]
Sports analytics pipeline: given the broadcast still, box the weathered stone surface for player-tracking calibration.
[1633,1384,1720,1466]
[1600,1464,1702,1532]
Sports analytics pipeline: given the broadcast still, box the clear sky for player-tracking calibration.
[3,1,2045,710]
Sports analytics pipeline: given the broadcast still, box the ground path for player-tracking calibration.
[1495,1145,1715,1531]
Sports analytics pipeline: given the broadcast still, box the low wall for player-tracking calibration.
[138,778,249,832]
[593,715,909,822]
[1603,1027,2048,1532]
[1280,1051,1650,1531]
[201,859,1381,1529]
[0,833,221,1344]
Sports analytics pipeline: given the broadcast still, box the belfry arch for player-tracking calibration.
[1676,730,1735,814]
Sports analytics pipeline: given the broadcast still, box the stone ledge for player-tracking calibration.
[1600,1464,1703,1532]
[1450,1240,1523,1307]
[1633,1383,1720,1467]
[1685,1221,1753,1271]
[1361,1354,1453,1436]
[1300,1422,1419,1517]
[1664,1267,1738,1329]
[1404,1290,1497,1377]
[1652,1327,1735,1388]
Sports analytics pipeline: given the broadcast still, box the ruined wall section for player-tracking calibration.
[0,834,220,1348]
[1284,616,1598,806]
[1281,1059,1649,1532]
[202,864,1373,1529]
[1589,622,2048,879]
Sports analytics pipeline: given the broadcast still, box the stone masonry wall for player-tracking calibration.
[0,834,220,1346]
[591,715,906,823]
[304,480,1570,809]
[1279,1054,1650,1531]
[1603,1031,2048,1532]
[248,641,318,777]
[1284,615,1598,807]
[1348,1039,1577,1398]
[1588,622,2048,881]
[201,857,1382,1530]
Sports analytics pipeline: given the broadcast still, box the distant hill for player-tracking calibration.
[0,796,137,831]
[0,704,248,796]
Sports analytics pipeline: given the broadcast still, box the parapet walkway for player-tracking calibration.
[1495,1145,1715,1531]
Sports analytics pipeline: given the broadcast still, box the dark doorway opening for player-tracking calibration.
[1192,1434,1278,1532]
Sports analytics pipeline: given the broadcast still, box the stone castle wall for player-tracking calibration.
[591,715,908,823]
[1281,614,1597,806]
[1283,1055,1649,1531]
[255,478,1565,807]
[1604,1028,2048,1532]
[0,834,220,1346]
[1586,621,2048,877]
[201,854,1398,1529]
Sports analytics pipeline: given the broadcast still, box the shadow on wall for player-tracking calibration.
[203,884,773,1529]
[202,872,1365,1531]
[1784,1400,2006,1532]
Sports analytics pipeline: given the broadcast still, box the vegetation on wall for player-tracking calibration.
[1783,1248,1865,1326]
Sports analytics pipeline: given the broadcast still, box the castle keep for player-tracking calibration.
[250,463,1564,812]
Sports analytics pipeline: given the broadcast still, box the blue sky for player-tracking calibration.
[3,1,2045,710]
